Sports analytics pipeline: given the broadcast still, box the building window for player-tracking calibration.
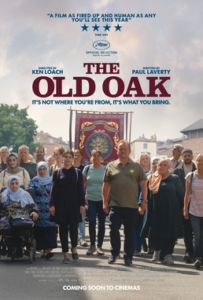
[143,143,148,149]
[50,138,53,143]
[44,148,47,154]
[37,136,40,141]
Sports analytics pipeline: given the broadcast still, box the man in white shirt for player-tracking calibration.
[168,144,184,172]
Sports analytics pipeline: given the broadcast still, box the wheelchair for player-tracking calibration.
[0,186,36,263]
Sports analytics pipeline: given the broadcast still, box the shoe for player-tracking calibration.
[133,249,140,256]
[97,247,104,255]
[72,252,78,260]
[194,259,202,269]
[108,255,119,264]
[164,254,174,265]
[183,253,193,263]
[151,250,161,262]
[142,239,148,252]
[79,238,88,247]
[86,245,96,255]
[45,252,54,260]
[105,216,110,223]
[148,248,154,255]
[63,258,70,264]
[124,258,132,266]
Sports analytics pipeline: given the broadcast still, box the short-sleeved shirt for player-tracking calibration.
[19,161,37,179]
[103,158,146,208]
[83,165,105,201]
[185,172,203,217]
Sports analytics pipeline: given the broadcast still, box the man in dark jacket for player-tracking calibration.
[173,148,196,263]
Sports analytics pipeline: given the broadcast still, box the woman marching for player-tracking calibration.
[28,162,57,259]
[184,153,203,269]
[83,150,106,256]
[49,150,85,263]
[141,159,184,265]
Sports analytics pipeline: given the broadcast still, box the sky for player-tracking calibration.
[0,0,202,143]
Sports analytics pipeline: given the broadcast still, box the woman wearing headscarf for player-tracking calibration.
[141,159,184,265]
[0,176,38,231]
[0,153,30,191]
[28,162,57,259]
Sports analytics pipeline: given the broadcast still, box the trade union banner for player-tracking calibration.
[75,112,124,165]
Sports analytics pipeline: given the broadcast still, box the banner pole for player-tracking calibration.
[69,106,72,150]
[129,112,132,143]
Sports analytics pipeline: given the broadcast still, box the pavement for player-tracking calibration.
[0,220,202,300]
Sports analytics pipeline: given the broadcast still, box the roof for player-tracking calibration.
[41,132,52,137]
[56,139,68,146]
[157,151,168,155]
[37,131,68,145]
[180,119,203,133]
[131,137,156,143]
[157,143,173,150]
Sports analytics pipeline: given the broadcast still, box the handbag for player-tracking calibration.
[9,214,34,230]
[42,185,55,223]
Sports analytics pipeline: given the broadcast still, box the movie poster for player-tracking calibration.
[1,0,202,299]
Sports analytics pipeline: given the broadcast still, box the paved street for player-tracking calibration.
[0,221,202,300]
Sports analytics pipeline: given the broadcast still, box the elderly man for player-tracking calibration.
[168,144,184,172]
[103,140,147,266]
[19,145,37,179]
[34,146,45,163]
[0,146,9,172]
[173,148,196,263]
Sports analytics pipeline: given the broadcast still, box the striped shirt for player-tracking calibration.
[185,172,203,217]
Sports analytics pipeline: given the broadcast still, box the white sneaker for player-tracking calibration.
[151,250,161,262]
[164,254,174,265]
[194,259,202,269]
[79,238,88,247]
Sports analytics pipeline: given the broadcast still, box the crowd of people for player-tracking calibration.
[0,141,202,269]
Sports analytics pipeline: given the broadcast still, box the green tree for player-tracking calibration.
[0,104,40,153]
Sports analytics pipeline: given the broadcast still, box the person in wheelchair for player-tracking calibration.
[28,162,57,260]
[0,176,38,258]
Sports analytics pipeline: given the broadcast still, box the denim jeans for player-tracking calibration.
[88,200,106,248]
[78,212,85,239]
[190,214,203,260]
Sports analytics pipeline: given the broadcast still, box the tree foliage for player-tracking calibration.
[0,104,40,153]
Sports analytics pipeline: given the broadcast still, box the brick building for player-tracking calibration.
[33,131,69,159]
[158,119,203,158]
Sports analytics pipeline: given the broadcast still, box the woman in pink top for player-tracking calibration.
[184,153,203,269]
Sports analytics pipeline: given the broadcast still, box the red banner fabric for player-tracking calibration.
[75,113,124,165]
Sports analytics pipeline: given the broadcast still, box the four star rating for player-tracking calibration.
[81,24,122,32]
